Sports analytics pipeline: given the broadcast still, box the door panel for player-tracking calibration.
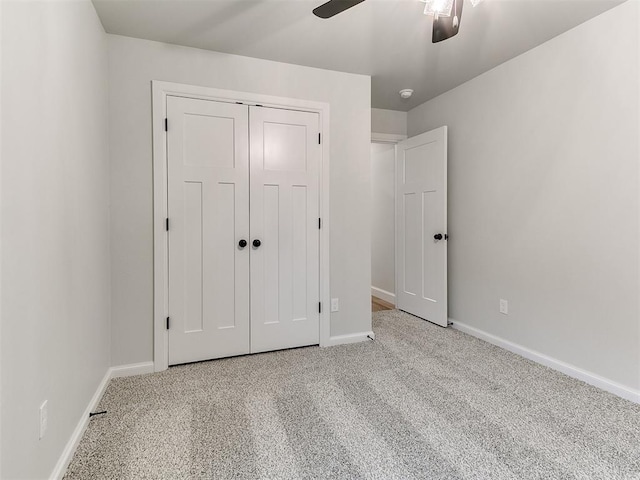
[396,127,448,327]
[249,107,320,353]
[183,181,204,333]
[167,96,250,365]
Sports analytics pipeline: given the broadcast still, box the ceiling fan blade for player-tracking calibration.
[432,0,464,43]
[313,0,366,19]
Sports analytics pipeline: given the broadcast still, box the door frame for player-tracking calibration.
[151,81,331,372]
[370,132,406,307]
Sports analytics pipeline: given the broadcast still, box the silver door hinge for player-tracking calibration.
[318,302,322,313]
[165,218,169,231]
[318,218,321,229]
[164,118,168,132]
[318,133,321,144]
[166,317,170,330]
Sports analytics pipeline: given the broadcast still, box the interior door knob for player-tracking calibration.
[253,239,261,248]
[434,233,443,241]
[238,239,247,248]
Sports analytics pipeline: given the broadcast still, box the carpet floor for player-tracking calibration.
[65,310,640,479]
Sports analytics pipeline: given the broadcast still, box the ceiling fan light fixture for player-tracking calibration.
[421,0,454,17]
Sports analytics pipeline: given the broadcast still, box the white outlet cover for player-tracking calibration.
[331,298,339,312]
[499,299,508,315]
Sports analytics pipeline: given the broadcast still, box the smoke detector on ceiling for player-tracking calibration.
[399,89,414,99]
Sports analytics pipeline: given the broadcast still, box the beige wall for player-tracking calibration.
[408,1,640,391]
[108,35,372,366]
[1,1,111,477]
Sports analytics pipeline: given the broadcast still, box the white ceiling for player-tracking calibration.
[92,0,624,111]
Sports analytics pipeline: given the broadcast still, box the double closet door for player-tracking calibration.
[166,96,320,366]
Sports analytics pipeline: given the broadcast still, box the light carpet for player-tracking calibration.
[64,310,640,479]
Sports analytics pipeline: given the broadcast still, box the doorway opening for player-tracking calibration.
[370,133,405,313]
[370,128,449,327]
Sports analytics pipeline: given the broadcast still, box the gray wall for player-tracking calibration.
[371,143,396,297]
[1,1,111,477]
[372,108,407,136]
[108,35,372,366]
[408,1,640,390]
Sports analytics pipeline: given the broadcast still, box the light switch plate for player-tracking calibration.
[39,400,48,439]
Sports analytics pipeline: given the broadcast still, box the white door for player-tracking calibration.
[396,127,448,327]
[249,106,321,353]
[167,96,250,365]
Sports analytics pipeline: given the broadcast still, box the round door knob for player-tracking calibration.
[253,239,261,248]
[434,233,443,241]
[238,239,247,248]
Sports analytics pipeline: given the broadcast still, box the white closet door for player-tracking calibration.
[249,106,321,353]
[396,126,448,327]
[167,96,250,365]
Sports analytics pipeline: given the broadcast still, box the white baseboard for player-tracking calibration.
[451,319,640,404]
[371,286,395,306]
[50,361,156,479]
[49,369,111,480]
[325,331,375,347]
[110,361,155,378]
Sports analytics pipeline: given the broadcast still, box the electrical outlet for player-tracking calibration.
[39,400,48,440]
[331,298,339,312]
[499,299,508,315]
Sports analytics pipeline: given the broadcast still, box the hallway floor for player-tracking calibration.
[371,295,394,312]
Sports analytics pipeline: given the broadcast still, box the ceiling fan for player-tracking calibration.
[313,0,481,43]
